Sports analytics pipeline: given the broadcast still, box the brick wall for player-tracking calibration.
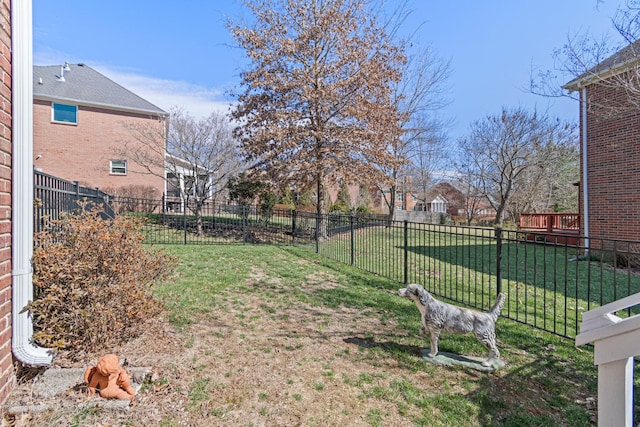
[33,100,166,196]
[0,0,14,403]
[583,79,640,241]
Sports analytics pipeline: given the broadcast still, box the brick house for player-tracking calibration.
[0,0,13,403]
[1,0,58,403]
[563,41,640,242]
[371,176,419,214]
[380,181,466,215]
[418,182,466,216]
[32,63,168,196]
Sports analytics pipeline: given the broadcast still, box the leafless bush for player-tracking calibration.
[28,203,176,357]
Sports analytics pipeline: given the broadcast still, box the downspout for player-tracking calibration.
[581,87,590,252]
[11,0,54,365]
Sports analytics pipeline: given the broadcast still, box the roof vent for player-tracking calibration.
[56,62,71,82]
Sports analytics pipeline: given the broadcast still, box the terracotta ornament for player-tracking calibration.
[83,354,136,401]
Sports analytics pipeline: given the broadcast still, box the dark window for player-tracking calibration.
[110,160,127,175]
[52,103,78,124]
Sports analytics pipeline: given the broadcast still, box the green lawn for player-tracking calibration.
[316,224,640,339]
[149,244,636,426]
[138,213,640,341]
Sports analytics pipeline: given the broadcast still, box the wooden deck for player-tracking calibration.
[519,213,580,246]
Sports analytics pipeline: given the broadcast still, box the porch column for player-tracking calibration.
[596,357,633,426]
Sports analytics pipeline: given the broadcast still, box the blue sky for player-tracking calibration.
[33,0,625,139]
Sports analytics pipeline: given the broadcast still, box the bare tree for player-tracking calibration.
[457,107,577,226]
[531,2,640,116]
[405,120,449,212]
[228,0,405,236]
[122,107,241,235]
[374,44,452,220]
[454,160,487,225]
[504,141,579,219]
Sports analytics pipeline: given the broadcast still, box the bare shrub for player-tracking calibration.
[104,185,161,214]
[29,204,176,356]
[103,184,158,200]
[612,243,640,270]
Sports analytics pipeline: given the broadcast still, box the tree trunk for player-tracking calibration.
[195,201,204,236]
[493,202,506,227]
[316,178,328,240]
[388,185,397,222]
[385,184,397,227]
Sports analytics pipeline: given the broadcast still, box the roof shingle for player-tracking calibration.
[563,40,640,90]
[33,63,166,115]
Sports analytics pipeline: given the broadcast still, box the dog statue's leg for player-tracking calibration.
[477,331,500,367]
[428,331,439,358]
[482,345,500,367]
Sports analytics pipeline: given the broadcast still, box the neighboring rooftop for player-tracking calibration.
[563,39,640,91]
[33,63,167,115]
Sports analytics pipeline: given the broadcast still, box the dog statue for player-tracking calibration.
[398,283,505,367]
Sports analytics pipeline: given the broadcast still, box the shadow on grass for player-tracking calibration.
[467,357,596,426]
[343,336,422,358]
[343,334,597,426]
[407,242,640,311]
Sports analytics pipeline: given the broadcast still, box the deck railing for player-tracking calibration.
[519,213,579,231]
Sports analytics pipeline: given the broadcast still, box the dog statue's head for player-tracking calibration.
[398,283,425,299]
[398,284,433,308]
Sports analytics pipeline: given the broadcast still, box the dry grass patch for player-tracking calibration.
[3,245,599,426]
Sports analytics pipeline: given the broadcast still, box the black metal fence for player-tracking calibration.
[319,218,640,339]
[33,180,640,340]
[34,170,114,232]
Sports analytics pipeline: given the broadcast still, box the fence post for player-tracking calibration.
[315,213,319,254]
[242,205,247,244]
[495,227,503,295]
[183,201,187,245]
[74,180,80,211]
[291,209,297,245]
[162,193,166,225]
[404,220,408,285]
[350,214,355,266]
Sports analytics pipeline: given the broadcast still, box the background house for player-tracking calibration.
[32,63,168,197]
[371,176,418,214]
[165,153,220,211]
[419,182,466,216]
[563,41,640,243]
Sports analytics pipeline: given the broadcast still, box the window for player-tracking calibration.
[52,103,78,124]
[166,173,181,198]
[184,174,211,197]
[432,201,445,213]
[110,160,127,175]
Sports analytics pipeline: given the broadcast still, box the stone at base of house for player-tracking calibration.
[6,366,151,415]
[421,349,505,371]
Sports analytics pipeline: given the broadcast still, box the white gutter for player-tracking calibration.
[11,0,53,365]
[33,95,169,118]
[581,87,590,251]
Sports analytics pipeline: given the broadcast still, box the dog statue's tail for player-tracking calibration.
[489,293,506,322]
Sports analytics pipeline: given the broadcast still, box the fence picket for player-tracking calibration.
[33,174,640,341]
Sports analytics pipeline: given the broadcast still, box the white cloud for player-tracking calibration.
[94,67,234,118]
